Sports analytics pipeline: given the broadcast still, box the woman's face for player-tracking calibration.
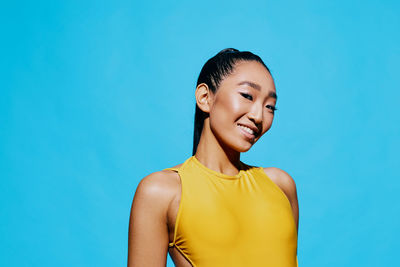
[208,60,277,152]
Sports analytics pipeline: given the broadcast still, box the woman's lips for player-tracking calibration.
[237,124,256,141]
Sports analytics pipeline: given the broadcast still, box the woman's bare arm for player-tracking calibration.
[128,171,175,267]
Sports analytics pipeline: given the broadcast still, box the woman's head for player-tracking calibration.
[192,48,277,155]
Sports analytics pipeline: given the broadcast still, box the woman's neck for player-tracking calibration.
[194,121,242,176]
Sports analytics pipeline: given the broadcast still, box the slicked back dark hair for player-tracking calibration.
[192,48,271,155]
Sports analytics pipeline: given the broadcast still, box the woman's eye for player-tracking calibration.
[240,93,253,101]
[266,105,277,112]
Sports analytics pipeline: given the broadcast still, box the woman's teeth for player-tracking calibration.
[238,124,255,135]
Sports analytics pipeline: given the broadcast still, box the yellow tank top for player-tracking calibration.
[164,155,298,267]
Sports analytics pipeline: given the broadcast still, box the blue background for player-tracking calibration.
[1,0,399,266]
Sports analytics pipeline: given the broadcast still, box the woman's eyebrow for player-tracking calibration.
[237,81,277,100]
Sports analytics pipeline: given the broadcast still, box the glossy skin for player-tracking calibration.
[128,61,299,267]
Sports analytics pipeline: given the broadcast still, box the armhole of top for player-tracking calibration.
[163,167,179,172]
[163,167,183,249]
[257,167,292,210]
[257,167,298,241]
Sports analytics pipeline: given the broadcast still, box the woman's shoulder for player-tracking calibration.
[260,167,296,186]
[134,163,184,204]
[259,166,298,201]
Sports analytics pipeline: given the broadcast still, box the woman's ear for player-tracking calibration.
[195,83,213,113]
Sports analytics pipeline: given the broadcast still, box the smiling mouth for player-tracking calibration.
[237,124,257,141]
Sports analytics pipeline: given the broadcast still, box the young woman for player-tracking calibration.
[128,48,299,267]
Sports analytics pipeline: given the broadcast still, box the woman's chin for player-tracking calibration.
[234,142,254,153]
[222,136,256,153]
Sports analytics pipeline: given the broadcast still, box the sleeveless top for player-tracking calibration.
[163,155,298,267]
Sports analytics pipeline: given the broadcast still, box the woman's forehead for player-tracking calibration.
[231,61,272,80]
[219,61,275,93]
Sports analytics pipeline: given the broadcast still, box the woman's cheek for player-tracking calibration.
[229,96,243,113]
[262,117,273,135]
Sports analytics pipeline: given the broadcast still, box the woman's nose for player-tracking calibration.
[248,103,263,124]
